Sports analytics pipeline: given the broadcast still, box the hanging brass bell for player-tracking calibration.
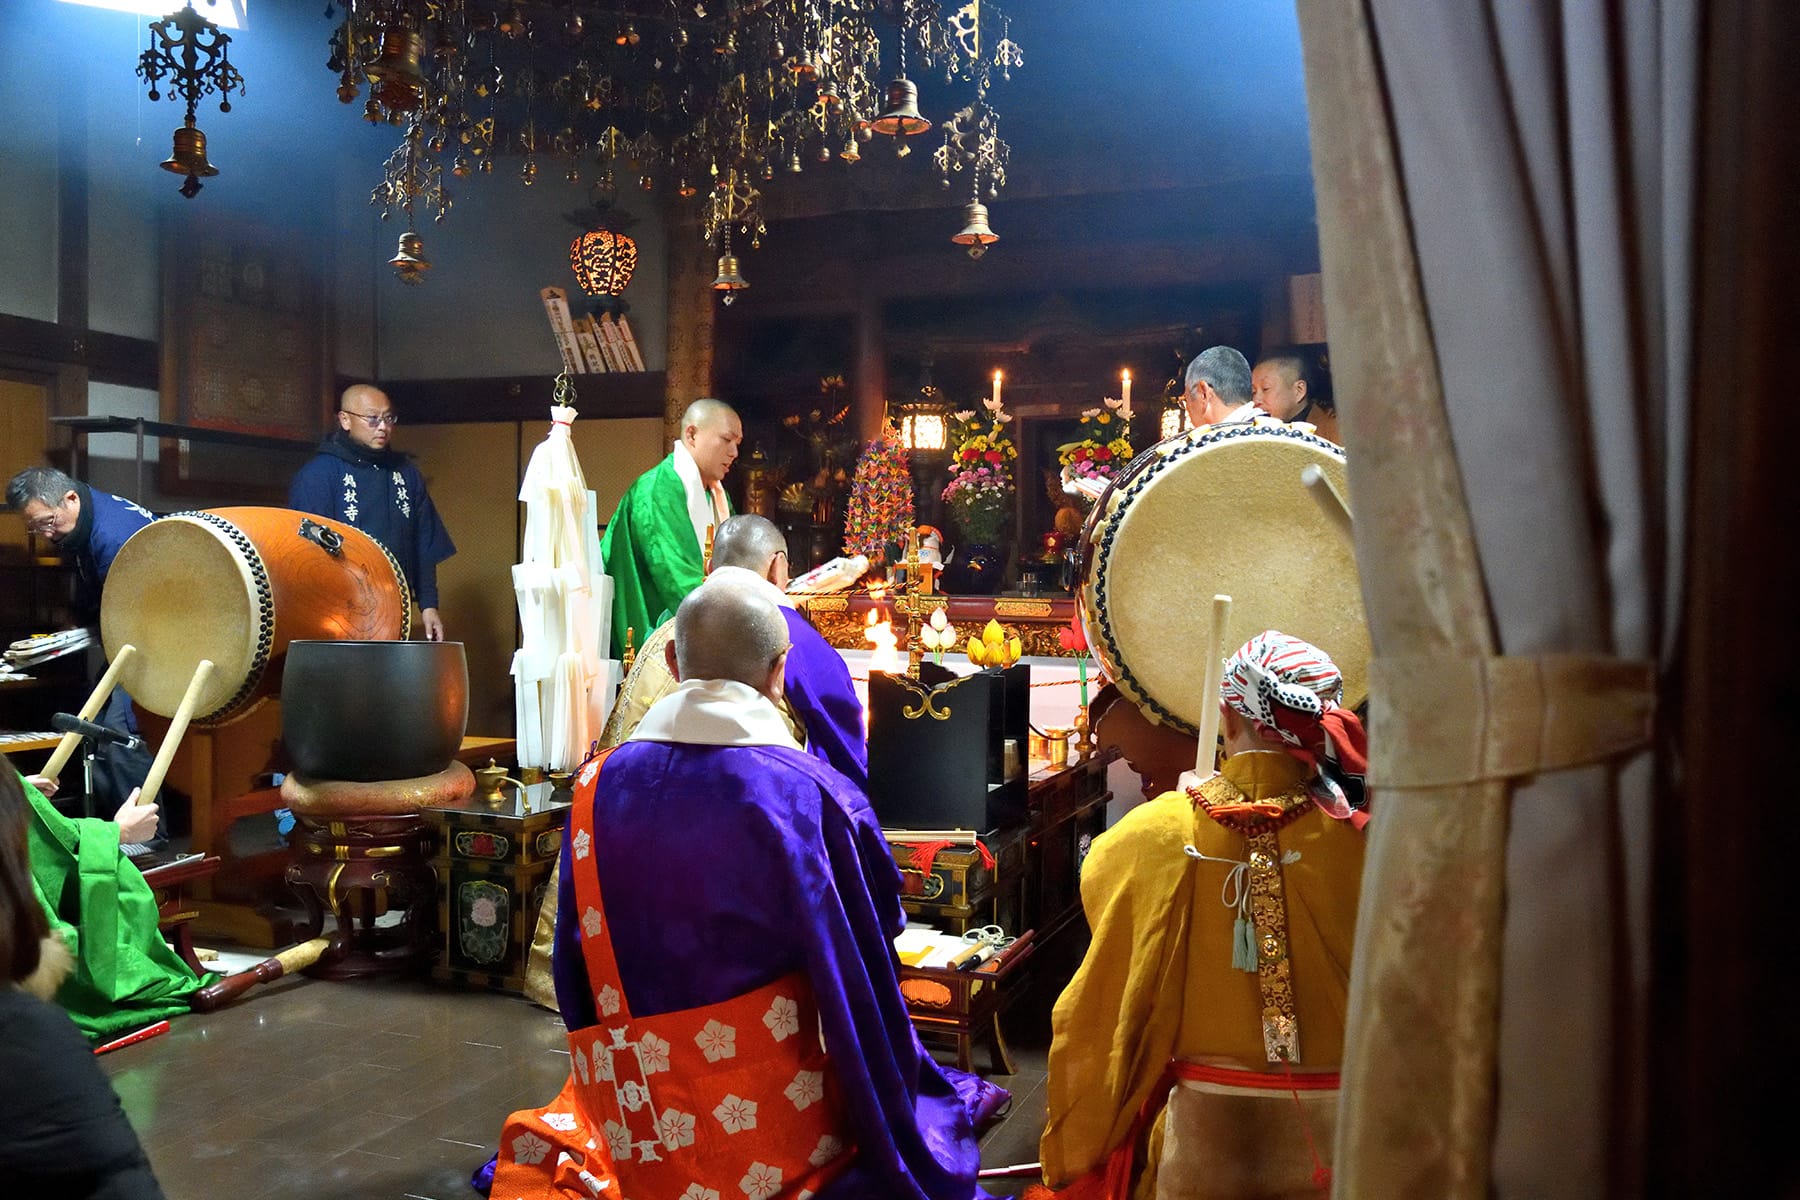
[389,230,431,285]
[839,138,861,163]
[711,253,749,305]
[869,78,931,137]
[365,25,425,112]
[951,202,999,259]
[160,120,219,199]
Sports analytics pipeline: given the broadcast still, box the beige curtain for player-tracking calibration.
[1293,2,1692,1195]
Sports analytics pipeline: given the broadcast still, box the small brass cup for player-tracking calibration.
[1044,727,1071,768]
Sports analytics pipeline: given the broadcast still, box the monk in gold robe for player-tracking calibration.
[1035,631,1370,1200]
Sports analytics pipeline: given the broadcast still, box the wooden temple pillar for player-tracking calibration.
[663,224,718,445]
[854,274,887,442]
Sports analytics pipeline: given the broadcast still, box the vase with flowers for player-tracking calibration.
[1056,402,1135,502]
[941,400,1016,593]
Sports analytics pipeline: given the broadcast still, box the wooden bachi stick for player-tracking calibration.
[39,644,137,781]
[189,936,332,1012]
[135,659,214,808]
[1193,595,1233,779]
[1301,464,1354,544]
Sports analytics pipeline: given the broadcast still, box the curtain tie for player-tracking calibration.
[1368,653,1654,787]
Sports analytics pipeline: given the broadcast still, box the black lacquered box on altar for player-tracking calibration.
[866,661,1030,831]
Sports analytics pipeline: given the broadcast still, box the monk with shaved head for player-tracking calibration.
[599,396,742,658]
[493,572,996,1200]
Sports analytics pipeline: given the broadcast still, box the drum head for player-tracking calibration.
[102,515,264,721]
[1086,424,1369,733]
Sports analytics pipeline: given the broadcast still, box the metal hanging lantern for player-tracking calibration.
[568,228,639,303]
[951,201,998,258]
[390,229,431,285]
[711,253,749,305]
[870,78,931,137]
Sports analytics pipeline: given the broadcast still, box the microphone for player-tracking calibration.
[49,712,144,753]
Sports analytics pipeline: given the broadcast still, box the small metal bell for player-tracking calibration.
[161,120,219,199]
[839,138,861,163]
[869,78,931,137]
[389,230,431,285]
[711,253,749,304]
[951,202,998,259]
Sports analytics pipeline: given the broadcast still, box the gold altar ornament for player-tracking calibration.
[967,619,1022,668]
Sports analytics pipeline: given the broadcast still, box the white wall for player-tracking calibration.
[0,2,671,428]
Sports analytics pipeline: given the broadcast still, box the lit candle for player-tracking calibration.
[1120,369,1132,417]
[992,369,1002,409]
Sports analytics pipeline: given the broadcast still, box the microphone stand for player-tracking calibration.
[79,728,107,820]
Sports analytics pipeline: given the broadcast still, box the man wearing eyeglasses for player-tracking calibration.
[288,384,457,641]
[5,467,161,835]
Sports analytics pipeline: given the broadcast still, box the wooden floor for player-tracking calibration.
[102,971,1051,1199]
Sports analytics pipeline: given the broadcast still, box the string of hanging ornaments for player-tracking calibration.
[135,1,245,198]
[321,0,1020,293]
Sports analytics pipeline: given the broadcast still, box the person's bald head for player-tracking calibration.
[338,383,396,452]
[709,514,789,587]
[681,398,743,486]
[666,574,791,701]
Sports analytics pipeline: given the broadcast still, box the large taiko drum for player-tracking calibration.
[1077,421,1370,735]
[102,507,411,725]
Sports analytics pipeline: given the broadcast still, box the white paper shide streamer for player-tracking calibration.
[512,402,619,771]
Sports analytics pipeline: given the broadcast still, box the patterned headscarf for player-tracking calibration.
[1220,630,1369,825]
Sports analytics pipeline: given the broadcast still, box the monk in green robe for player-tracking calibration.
[600,397,741,658]
[12,764,207,1040]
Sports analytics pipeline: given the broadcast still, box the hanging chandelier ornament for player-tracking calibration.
[320,1,1019,288]
[372,114,451,284]
[136,1,245,199]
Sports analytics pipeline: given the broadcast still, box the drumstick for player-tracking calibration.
[39,644,137,782]
[1301,464,1354,543]
[135,659,215,808]
[1193,595,1233,779]
[189,936,333,1012]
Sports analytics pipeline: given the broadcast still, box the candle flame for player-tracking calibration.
[864,608,901,675]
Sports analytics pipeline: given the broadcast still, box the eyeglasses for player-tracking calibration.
[342,409,399,429]
[24,514,60,535]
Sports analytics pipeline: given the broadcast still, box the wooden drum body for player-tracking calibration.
[1077,423,1370,734]
[102,507,411,725]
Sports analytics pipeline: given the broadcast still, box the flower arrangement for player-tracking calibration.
[1056,398,1135,490]
[842,421,915,564]
[941,397,1016,544]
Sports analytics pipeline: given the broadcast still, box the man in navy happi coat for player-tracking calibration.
[6,467,159,824]
[287,383,456,641]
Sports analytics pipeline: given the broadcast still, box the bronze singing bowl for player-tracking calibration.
[281,640,469,782]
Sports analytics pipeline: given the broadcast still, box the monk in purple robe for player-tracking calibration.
[494,575,994,1200]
